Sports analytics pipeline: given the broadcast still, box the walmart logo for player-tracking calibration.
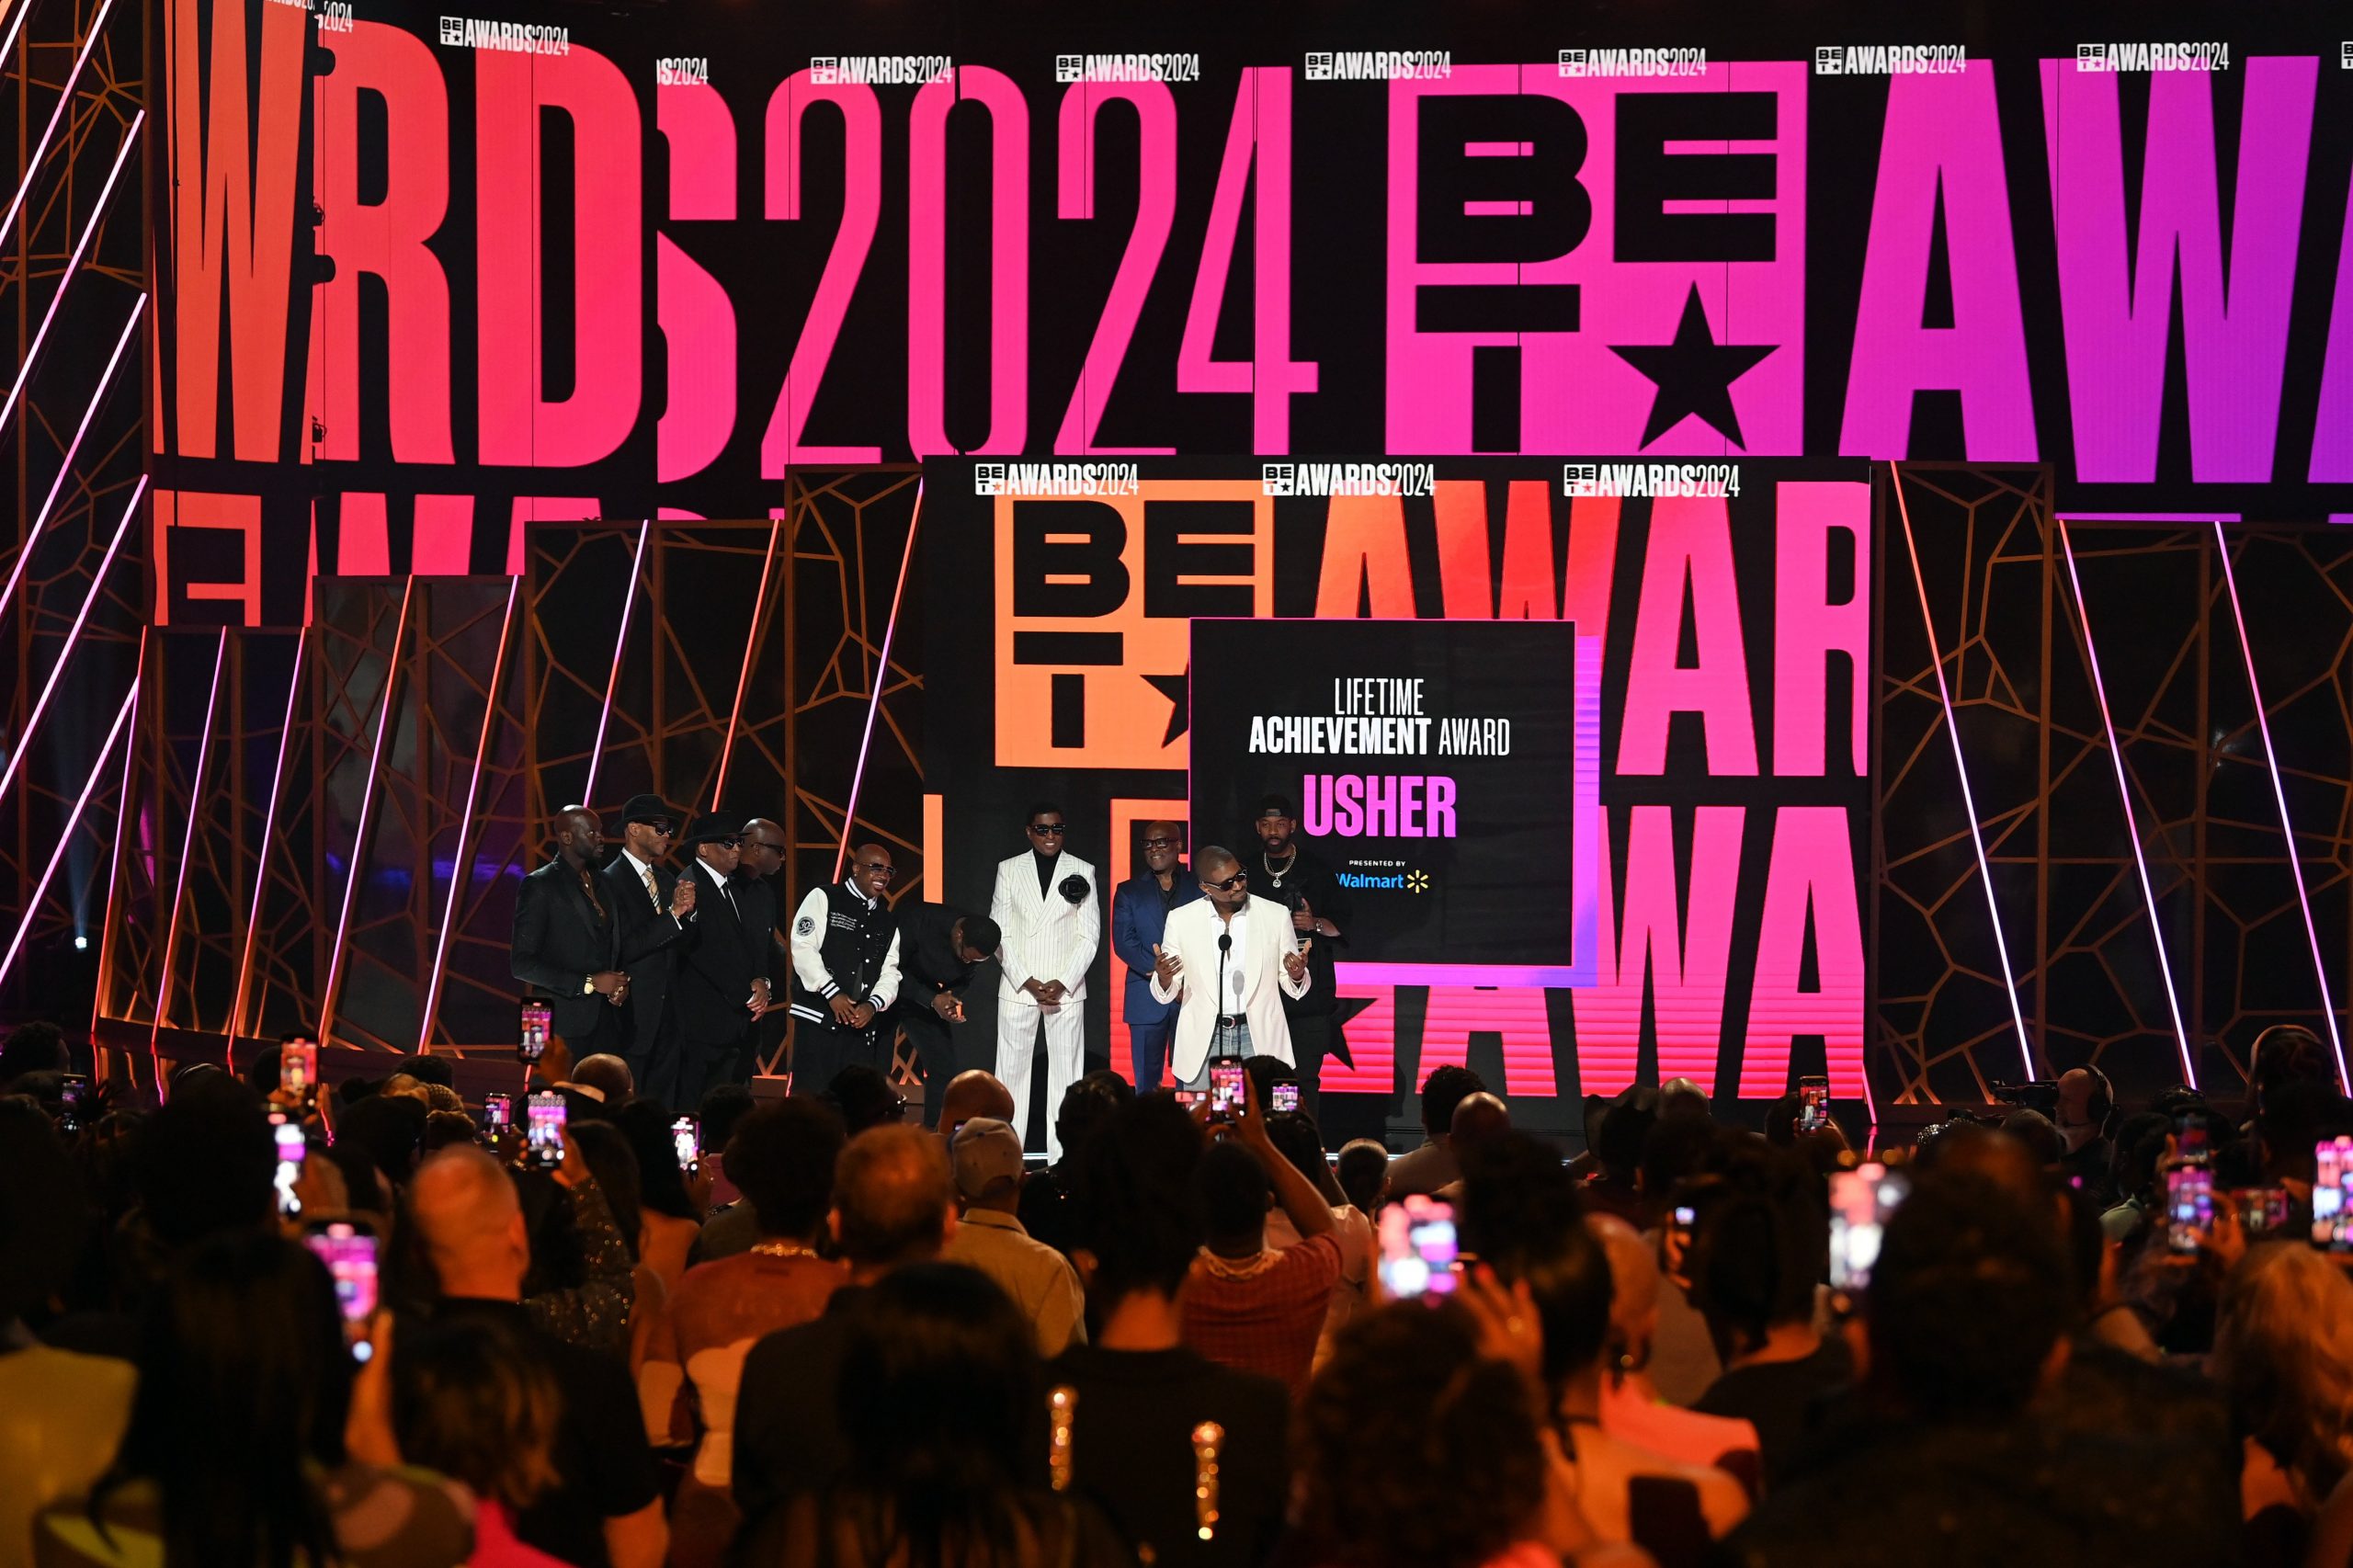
[1407,869,1430,892]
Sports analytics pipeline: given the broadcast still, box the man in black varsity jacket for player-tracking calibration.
[786,841,904,1095]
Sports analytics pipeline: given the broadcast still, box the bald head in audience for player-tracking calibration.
[936,1069,1016,1132]
[1589,1211,1661,1357]
[571,1053,633,1103]
[832,1123,960,1276]
[409,1145,530,1301]
[1451,1092,1513,1155]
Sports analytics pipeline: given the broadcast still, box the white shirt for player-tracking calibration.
[617,848,662,910]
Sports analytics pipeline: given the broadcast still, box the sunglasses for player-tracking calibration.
[632,820,677,835]
[855,861,896,878]
[1029,823,1067,835]
[1202,870,1247,892]
[1142,836,1179,849]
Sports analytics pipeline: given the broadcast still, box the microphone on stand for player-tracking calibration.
[1212,932,1233,1060]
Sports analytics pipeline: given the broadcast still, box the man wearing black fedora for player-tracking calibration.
[670,812,776,1110]
[601,793,699,1108]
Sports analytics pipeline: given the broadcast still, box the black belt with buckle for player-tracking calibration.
[1216,1015,1245,1028]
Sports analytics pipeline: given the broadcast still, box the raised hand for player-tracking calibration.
[1283,938,1312,984]
[1153,942,1183,988]
[1292,897,1316,934]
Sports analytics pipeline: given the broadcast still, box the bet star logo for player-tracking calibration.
[1610,283,1776,449]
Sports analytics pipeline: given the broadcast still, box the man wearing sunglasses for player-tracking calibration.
[989,803,1100,1155]
[1149,846,1313,1090]
[600,793,699,1106]
[671,812,776,1110]
[1109,821,1202,1092]
[785,842,905,1096]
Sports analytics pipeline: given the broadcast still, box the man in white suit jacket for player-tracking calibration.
[1150,845,1313,1088]
[989,803,1101,1155]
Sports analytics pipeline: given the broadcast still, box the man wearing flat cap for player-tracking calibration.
[600,793,698,1108]
[670,812,775,1110]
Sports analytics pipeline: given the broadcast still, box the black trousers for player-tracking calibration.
[790,1015,892,1097]
[892,1003,960,1127]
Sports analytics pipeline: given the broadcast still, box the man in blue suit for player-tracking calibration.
[1109,821,1202,1091]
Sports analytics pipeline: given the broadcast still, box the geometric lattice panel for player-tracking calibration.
[1875,463,2352,1108]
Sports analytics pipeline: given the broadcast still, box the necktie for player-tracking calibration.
[642,866,660,911]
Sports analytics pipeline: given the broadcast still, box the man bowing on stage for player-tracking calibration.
[1151,846,1312,1088]
[786,843,904,1094]
[989,803,1099,1155]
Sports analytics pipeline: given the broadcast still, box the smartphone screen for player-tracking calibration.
[280,1039,319,1099]
[1208,1058,1245,1121]
[1270,1082,1301,1114]
[1377,1197,1460,1298]
[302,1222,379,1355]
[2174,1115,2211,1168]
[483,1092,513,1131]
[1173,1089,1204,1111]
[1798,1076,1830,1133]
[1828,1163,1909,1291]
[2314,1138,2353,1251]
[273,1120,307,1217]
[57,1074,86,1135]
[518,1002,552,1063]
[2234,1187,2290,1237]
[671,1115,699,1172]
[2167,1165,2214,1254]
[525,1092,566,1170]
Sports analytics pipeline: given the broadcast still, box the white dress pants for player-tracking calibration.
[995,994,1086,1157]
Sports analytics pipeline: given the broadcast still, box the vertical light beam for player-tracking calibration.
[0,295,144,626]
[2214,523,2348,1093]
[0,680,138,991]
[2055,517,2198,1086]
[835,480,923,881]
[89,624,147,1077]
[317,576,416,1046]
[1890,464,2036,1080]
[0,108,142,437]
[147,628,230,1091]
[228,627,306,1053]
[418,577,520,1049]
[713,516,785,810]
[0,474,145,808]
[581,521,648,806]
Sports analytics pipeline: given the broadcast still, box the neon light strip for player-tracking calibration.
[0,0,44,103]
[0,0,117,254]
[713,517,785,809]
[1889,464,2035,1079]
[317,576,416,1045]
[88,623,145,1076]
[418,576,520,1049]
[2213,523,2348,1092]
[147,627,228,1091]
[580,521,647,806]
[227,627,306,1053]
[0,295,143,626]
[2055,517,2198,1086]
[0,474,143,808]
[0,108,142,437]
[0,679,136,991]
[835,480,923,881]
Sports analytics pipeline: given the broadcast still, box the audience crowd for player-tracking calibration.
[5,1013,2353,1568]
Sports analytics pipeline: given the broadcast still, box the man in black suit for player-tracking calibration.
[671,812,775,1110]
[510,805,630,1054]
[734,817,792,1083]
[599,793,699,1109]
[883,903,1001,1127]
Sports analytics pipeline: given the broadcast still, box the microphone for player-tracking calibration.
[1211,931,1233,1060]
[1218,934,1232,953]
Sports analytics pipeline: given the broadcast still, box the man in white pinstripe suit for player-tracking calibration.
[988,802,1100,1156]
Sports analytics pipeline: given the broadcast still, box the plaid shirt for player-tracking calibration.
[1180,1233,1343,1399]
